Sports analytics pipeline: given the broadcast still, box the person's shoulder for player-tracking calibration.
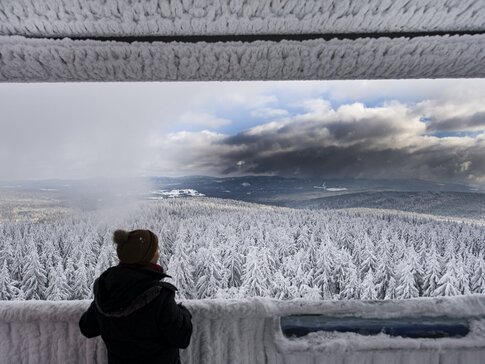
[160,281,178,292]
[154,281,179,311]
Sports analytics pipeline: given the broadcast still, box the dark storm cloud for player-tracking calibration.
[159,102,485,185]
[426,111,485,132]
[216,138,484,183]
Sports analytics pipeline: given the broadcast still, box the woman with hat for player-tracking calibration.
[79,229,193,363]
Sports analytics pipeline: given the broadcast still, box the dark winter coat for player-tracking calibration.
[79,263,193,364]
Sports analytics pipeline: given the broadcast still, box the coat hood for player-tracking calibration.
[93,264,172,317]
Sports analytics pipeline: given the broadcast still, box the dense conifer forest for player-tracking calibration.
[0,198,483,301]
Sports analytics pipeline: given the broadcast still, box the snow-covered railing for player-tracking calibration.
[1,295,485,364]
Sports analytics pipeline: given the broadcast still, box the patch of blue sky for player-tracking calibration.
[271,88,343,110]
[428,130,482,138]
[217,107,296,135]
[358,97,407,108]
[164,83,428,135]
[329,92,424,109]
[272,86,416,112]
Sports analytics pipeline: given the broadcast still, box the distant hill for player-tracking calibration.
[148,176,484,219]
[1,176,483,220]
[292,191,485,219]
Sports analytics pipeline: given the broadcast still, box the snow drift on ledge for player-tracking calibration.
[1,34,485,82]
[1,295,485,364]
[1,0,484,37]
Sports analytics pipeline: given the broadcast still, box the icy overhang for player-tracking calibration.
[1,0,485,82]
[2,0,485,38]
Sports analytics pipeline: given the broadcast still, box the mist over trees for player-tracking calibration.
[0,198,484,301]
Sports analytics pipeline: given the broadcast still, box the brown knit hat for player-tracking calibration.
[112,229,159,264]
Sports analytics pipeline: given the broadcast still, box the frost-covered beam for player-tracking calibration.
[1,34,484,82]
[1,0,484,38]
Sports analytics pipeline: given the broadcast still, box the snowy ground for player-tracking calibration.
[0,295,484,363]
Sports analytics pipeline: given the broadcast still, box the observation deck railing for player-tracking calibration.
[1,295,484,364]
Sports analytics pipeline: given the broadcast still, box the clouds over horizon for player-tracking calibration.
[149,98,485,185]
[1,80,485,186]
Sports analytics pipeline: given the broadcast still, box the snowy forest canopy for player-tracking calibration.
[0,198,484,301]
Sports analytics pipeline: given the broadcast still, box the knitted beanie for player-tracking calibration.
[112,229,159,264]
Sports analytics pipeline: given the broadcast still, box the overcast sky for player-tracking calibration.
[1,79,484,186]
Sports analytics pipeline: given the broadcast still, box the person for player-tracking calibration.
[79,229,193,364]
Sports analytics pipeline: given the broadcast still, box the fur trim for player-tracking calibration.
[95,284,164,318]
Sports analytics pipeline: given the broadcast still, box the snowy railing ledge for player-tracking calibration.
[177,294,485,319]
[2,295,484,322]
[1,296,485,364]
[0,300,88,322]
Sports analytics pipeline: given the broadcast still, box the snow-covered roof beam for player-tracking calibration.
[2,35,485,82]
[1,0,485,82]
[2,0,485,38]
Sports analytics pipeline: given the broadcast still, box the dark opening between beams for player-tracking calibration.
[21,30,485,43]
[281,315,470,339]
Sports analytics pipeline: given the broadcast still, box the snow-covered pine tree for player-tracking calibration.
[422,243,442,297]
[0,237,13,271]
[313,243,335,300]
[292,250,313,289]
[433,258,461,297]
[64,258,77,299]
[471,255,485,293]
[271,271,297,300]
[298,284,321,300]
[240,246,274,297]
[167,233,195,299]
[374,240,394,299]
[395,258,419,299]
[71,256,91,299]
[46,261,70,300]
[221,235,243,288]
[455,257,471,295]
[332,248,353,296]
[407,245,424,295]
[94,241,115,278]
[360,270,377,300]
[195,244,225,299]
[21,243,47,300]
[359,233,377,280]
[385,276,398,299]
[339,261,360,300]
[0,260,19,300]
[10,236,24,283]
